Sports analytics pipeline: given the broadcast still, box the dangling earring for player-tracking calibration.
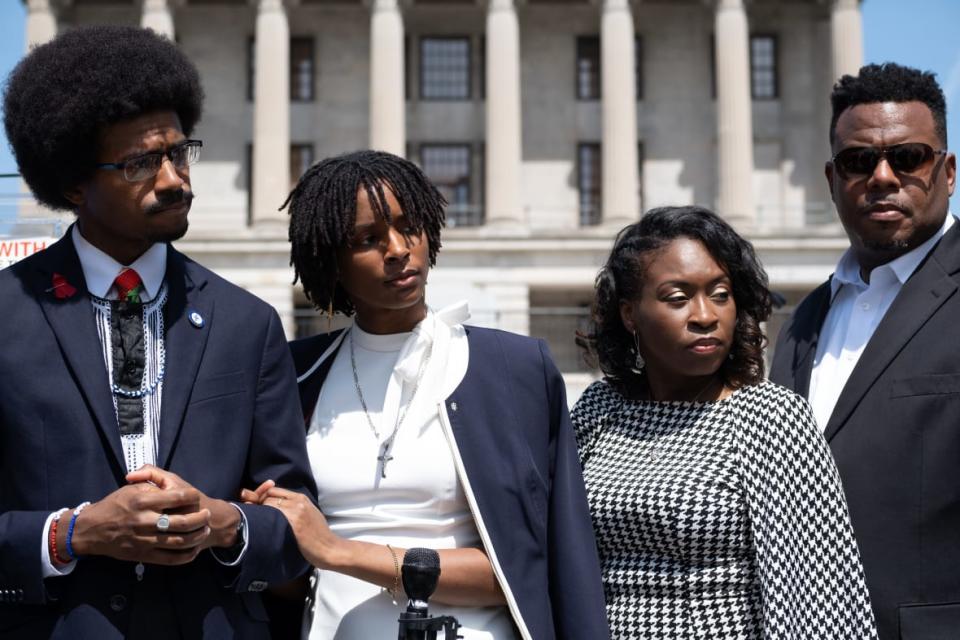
[326,299,334,333]
[633,330,645,371]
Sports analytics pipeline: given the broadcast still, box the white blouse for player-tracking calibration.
[303,304,514,640]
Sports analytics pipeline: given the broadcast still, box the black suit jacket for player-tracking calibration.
[771,222,960,640]
[0,231,317,639]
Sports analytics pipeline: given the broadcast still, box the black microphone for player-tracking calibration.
[397,548,461,640]
[402,547,441,605]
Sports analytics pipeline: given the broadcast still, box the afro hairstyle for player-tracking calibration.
[830,62,947,147]
[2,25,204,211]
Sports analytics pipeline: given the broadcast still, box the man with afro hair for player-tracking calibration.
[0,25,316,638]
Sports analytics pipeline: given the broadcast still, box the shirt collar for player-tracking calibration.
[830,213,955,298]
[71,225,167,301]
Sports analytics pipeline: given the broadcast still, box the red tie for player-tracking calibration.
[113,269,143,303]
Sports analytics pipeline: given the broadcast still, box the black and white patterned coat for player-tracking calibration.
[572,379,877,639]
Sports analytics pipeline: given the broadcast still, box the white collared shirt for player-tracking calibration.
[71,224,166,301]
[809,214,956,430]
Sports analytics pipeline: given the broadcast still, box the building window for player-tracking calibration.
[576,36,600,100]
[247,37,316,102]
[529,291,596,374]
[576,36,643,100]
[577,143,643,226]
[421,144,481,227]
[635,36,643,100]
[290,37,315,101]
[290,144,314,189]
[577,143,601,226]
[420,37,471,100]
[750,34,777,99]
[247,37,255,102]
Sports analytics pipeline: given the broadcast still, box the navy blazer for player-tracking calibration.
[290,326,610,640]
[771,222,960,640]
[0,232,317,639]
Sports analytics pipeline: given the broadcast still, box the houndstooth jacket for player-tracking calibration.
[572,379,878,639]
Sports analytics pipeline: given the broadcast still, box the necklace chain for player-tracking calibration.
[349,327,433,478]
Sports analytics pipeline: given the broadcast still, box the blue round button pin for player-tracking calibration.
[188,310,204,328]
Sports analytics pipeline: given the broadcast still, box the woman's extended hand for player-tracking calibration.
[244,484,341,569]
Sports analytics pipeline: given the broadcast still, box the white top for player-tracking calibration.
[809,214,955,430]
[304,304,514,640]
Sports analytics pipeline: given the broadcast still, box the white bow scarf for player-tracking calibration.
[376,301,471,436]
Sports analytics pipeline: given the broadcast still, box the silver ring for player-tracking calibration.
[156,513,171,532]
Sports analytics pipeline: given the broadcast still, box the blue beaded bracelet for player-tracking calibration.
[65,501,91,561]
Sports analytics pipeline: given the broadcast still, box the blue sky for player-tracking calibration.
[0,1,958,187]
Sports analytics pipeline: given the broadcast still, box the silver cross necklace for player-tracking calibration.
[349,327,433,479]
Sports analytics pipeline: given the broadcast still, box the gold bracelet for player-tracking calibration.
[385,544,401,606]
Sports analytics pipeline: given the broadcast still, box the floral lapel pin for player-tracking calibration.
[47,272,78,300]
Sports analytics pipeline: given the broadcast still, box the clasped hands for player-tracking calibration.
[64,465,240,567]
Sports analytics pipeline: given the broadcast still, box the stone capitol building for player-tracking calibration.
[19,0,863,400]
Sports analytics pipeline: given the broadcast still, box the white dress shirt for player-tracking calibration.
[809,214,955,430]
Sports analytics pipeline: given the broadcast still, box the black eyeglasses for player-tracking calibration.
[831,142,947,179]
[96,139,203,182]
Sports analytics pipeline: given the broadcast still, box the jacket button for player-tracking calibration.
[109,594,127,612]
[450,402,458,412]
[247,580,268,592]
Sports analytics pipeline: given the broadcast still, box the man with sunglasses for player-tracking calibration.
[772,63,958,639]
[0,25,315,638]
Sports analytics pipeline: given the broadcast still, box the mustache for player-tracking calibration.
[145,190,194,215]
[861,197,909,213]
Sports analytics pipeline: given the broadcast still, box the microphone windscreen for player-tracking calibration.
[401,547,441,601]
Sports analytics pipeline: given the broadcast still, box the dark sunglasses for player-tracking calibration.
[831,142,947,179]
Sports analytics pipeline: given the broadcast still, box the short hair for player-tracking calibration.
[577,206,772,393]
[3,25,204,211]
[830,62,947,147]
[283,150,446,316]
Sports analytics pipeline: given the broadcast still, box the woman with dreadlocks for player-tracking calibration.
[242,150,609,640]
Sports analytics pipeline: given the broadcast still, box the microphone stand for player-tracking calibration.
[396,548,462,640]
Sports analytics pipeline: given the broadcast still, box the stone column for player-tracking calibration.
[252,0,290,226]
[141,0,175,40]
[831,0,863,82]
[369,0,405,156]
[485,0,524,228]
[25,0,57,52]
[600,0,639,226]
[714,0,755,230]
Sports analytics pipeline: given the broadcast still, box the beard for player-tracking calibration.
[861,238,909,253]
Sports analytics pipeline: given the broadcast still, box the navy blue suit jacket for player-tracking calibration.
[0,232,316,639]
[771,223,960,640]
[291,326,610,640]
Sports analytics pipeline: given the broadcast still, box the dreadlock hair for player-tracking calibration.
[577,206,772,395]
[3,25,203,211]
[283,150,446,316]
[830,62,947,147]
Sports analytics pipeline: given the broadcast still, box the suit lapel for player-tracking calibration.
[791,281,832,398]
[33,232,126,472]
[157,248,213,468]
[824,231,960,441]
